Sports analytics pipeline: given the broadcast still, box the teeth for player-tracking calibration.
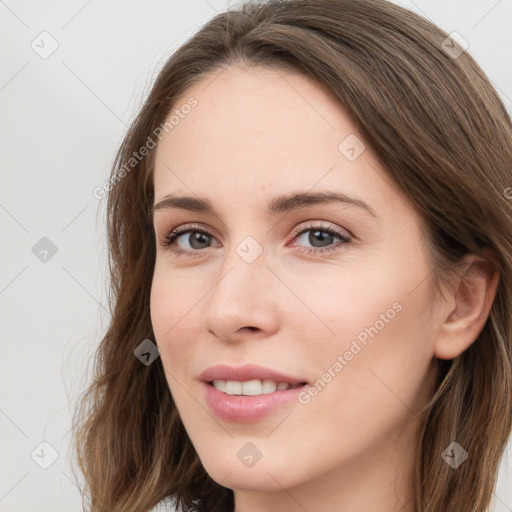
[212,379,226,392]
[212,379,299,395]
[242,379,262,395]
[262,380,277,393]
[225,380,242,395]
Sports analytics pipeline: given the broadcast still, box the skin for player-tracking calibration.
[150,64,499,512]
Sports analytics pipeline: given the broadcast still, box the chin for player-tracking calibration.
[195,443,309,492]
[204,462,291,492]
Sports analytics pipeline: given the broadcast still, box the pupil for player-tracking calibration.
[310,230,333,247]
[190,232,210,249]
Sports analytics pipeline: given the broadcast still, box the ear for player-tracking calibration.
[434,253,500,360]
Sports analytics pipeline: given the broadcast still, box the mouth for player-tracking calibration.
[199,364,309,423]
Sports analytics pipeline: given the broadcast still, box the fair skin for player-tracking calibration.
[150,64,498,512]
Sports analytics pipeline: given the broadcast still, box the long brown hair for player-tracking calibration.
[73,1,512,510]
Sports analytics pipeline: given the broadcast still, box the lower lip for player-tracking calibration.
[202,381,308,423]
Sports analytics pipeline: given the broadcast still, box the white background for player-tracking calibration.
[1,0,511,511]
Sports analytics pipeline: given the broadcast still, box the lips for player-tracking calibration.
[199,364,309,423]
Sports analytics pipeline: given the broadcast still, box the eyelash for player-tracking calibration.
[161,222,352,258]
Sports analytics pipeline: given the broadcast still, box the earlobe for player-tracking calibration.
[434,254,500,360]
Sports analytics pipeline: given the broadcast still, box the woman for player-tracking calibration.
[73,0,512,511]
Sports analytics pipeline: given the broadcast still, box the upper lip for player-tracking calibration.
[199,364,308,385]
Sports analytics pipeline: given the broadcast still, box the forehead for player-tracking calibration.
[157,65,354,153]
[152,64,410,221]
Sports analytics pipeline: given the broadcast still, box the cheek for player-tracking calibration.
[286,247,435,421]
[293,274,435,443]
[149,266,201,374]
[150,273,205,428]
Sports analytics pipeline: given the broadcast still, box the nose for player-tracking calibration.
[203,246,281,343]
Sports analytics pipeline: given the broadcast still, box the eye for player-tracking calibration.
[162,223,219,257]
[161,221,352,257]
[290,222,352,255]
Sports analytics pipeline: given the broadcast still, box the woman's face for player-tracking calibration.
[150,65,439,499]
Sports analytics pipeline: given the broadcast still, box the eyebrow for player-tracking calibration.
[152,191,377,218]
